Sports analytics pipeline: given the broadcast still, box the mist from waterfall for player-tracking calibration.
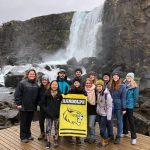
[67,6,103,61]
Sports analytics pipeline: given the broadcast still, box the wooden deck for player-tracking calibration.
[0,121,150,150]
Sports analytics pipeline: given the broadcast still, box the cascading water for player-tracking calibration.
[0,3,105,86]
[67,6,103,61]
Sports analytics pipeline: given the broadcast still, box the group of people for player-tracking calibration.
[14,68,139,148]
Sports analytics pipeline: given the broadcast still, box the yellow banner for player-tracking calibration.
[59,94,87,137]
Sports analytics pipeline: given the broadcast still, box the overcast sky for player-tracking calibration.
[0,0,105,23]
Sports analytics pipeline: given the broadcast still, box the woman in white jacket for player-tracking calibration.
[96,80,113,147]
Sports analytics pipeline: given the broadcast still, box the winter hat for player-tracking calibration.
[126,72,134,79]
[75,68,82,74]
[96,80,104,87]
[88,71,96,76]
[42,74,50,82]
[102,72,111,78]
[58,69,66,74]
[73,77,81,84]
[112,71,121,78]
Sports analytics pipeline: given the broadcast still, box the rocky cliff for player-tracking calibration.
[101,0,150,74]
[0,12,74,66]
[102,0,150,136]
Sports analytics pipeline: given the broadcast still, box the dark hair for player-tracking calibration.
[110,78,122,91]
[75,68,82,74]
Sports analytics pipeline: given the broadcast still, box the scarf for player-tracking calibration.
[51,90,58,97]
[85,84,96,105]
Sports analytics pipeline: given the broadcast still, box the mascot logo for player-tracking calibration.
[63,108,83,126]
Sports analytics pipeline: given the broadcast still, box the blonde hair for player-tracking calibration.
[130,78,138,88]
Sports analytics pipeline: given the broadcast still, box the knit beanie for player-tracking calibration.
[112,71,121,78]
[96,80,104,87]
[73,77,81,84]
[42,74,50,82]
[102,72,111,78]
[126,72,134,79]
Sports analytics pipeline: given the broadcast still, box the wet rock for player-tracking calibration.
[67,57,78,66]
[4,74,24,87]
[0,101,19,129]
[140,101,150,116]
[133,112,150,136]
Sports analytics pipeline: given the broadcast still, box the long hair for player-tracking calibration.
[110,78,122,91]
[129,79,138,88]
[24,69,37,80]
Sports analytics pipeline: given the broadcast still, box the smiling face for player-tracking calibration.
[28,71,36,80]
[126,75,132,82]
[112,74,120,82]
[41,79,49,86]
[58,72,66,79]
[103,75,110,82]
[75,71,82,77]
[85,80,92,88]
[96,85,103,92]
[74,81,80,88]
[51,81,58,91]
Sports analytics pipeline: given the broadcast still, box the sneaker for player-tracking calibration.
[28,136,34,140]
[131,139,137,145]
[21,139,29,143]
[76,137,81,145]
[97,139,109,147]
[45,142,51,149]
[88,138,96,144]
[38,133,45,140]
[114,136,120,144]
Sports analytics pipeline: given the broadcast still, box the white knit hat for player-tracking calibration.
[126,72,134,79]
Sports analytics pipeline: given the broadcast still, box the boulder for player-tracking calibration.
[133,112,150,136]
[140,101,150,116]
[67,57,78,66]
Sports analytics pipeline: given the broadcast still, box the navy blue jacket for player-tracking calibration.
[111,84,127,110]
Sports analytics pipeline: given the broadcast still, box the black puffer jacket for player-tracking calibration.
[40,91,62,119]
[14,79,39,111]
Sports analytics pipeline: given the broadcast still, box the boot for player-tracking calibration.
[53,135,59,148]
[97,139,108,147]
[114,136,120,144]
[38,132,45,140]
[76,137,81,145]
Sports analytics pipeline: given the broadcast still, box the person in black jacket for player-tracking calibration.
[38,74,50,140]
[14,69,39,143]
[40,80,62,148]
[68,77,87,145]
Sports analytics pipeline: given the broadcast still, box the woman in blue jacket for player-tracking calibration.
[123,72,139,145]
[110,72,126,144]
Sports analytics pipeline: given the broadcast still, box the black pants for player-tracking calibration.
[20,111,34,140]
[39,107,46,133]
[123,108,137,139]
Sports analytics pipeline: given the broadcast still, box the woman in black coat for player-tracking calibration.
[14,69,39,143]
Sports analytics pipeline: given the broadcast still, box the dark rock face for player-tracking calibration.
[102,0,150,75]
[102,0,150,136]
[0,12,74,66]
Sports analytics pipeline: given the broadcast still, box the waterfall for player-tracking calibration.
[67,6,103,61]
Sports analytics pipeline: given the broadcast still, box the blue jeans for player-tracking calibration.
[88,115,96,139]
[98,116,113,139]
[113,109,123,137]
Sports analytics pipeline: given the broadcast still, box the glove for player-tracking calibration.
[106,120,112,125]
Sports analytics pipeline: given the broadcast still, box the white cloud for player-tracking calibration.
[0,0,105,23]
